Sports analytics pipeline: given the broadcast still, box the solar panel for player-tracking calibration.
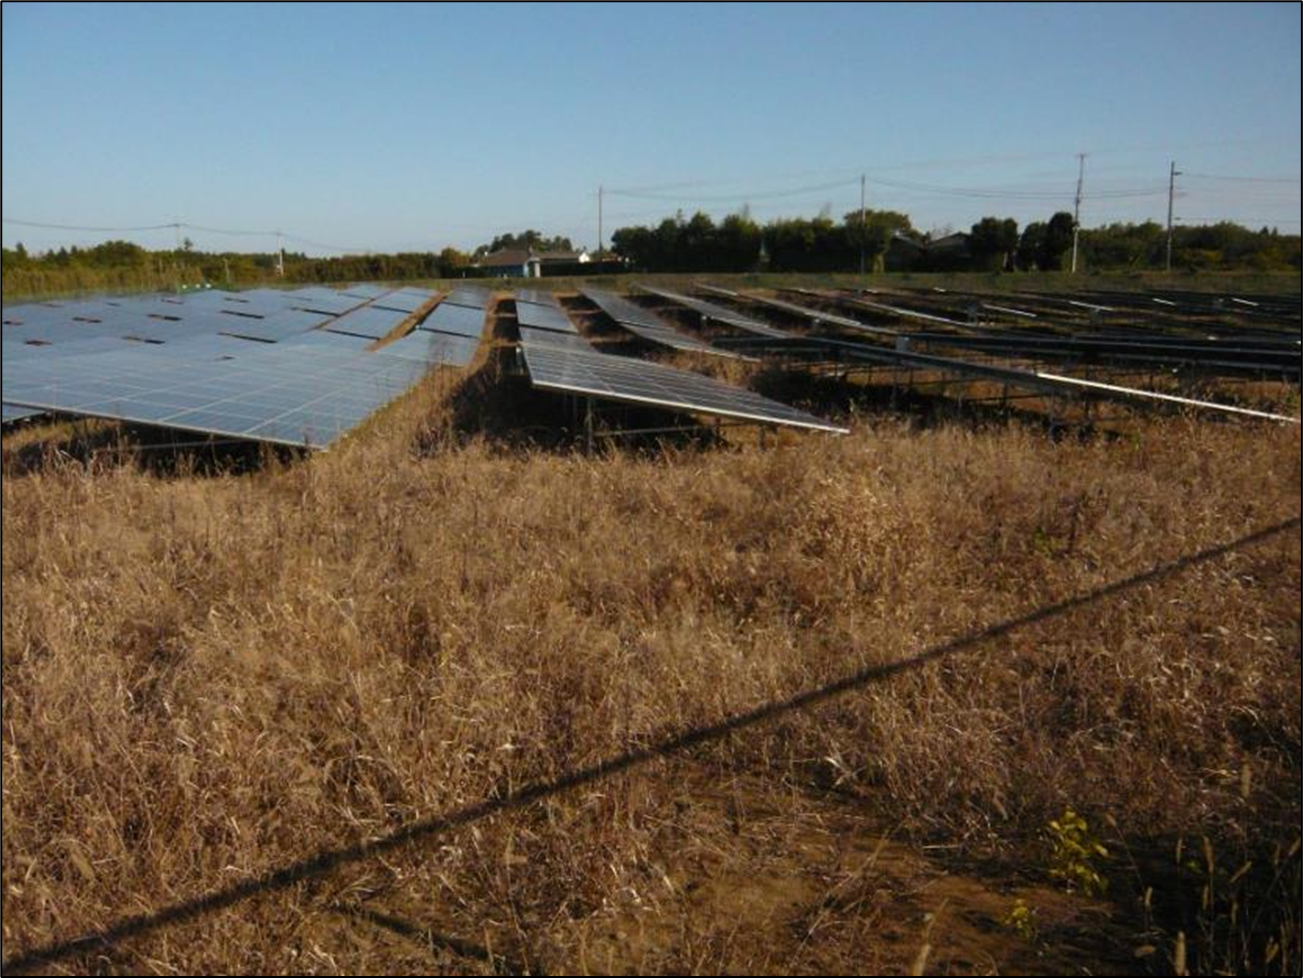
[3,403,42,423]
[517,326,595,350]
[419,303,486,339]
[580,288,738,357]
[514,288,559,307]
[373,289,435,314]
[2,343,434,449]
[288,289,362,315]
[519,334,846,433]
[580,288,662,327]
[340,284,392,299]
[516,300,578,333]
[279,330,376,352]
[634,284,791,338]
[444,286,492,309]
[325,305,410,339]
[217,308,331,341]
[381,330,481,367]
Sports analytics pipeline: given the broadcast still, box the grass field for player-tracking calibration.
[2,278,1300,975]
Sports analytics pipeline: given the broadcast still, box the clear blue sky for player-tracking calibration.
[3,1,1300,256]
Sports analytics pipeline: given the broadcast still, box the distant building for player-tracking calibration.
[472,248,592,278]
[884,230,972,272]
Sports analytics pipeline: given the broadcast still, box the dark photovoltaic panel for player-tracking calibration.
[516,300,578,333]
[519,331,846,433]
[634,284,791,338]
[325,305,410,339]
[419,302,487,339]
[580,288,739,357]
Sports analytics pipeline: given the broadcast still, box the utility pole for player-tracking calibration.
[276,229,285,278]
[597,184,604,259]
[173,220,183,292]
[1070,153,1085,273]
[1165,161,1181,273]
[858,173,867,275]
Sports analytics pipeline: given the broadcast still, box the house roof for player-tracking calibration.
[475,248,534,268]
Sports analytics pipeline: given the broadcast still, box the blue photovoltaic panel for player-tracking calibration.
[326,305,409,339]
[2,343,432,450]
[420,303,486,338]
[279,330,376,352]
[381,330,481,367]
[3,403,42,423]
[289,289,362,315]
[374,289,436,314]
[340,284,392,299]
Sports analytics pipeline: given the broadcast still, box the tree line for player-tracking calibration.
[3,212,1298,298]
[611,209,1300,274]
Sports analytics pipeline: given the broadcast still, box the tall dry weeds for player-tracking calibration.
[2,372,1299,974]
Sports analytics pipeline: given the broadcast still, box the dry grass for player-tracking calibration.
[2,368,1299,974]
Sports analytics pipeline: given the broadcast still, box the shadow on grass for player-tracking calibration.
[2,418,305,478]
[5,515,1297,975]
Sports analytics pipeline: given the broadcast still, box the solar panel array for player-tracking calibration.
[580,288,738,357]
[2,285,476,447]
[634,284,791,338]
[517,325,846,433]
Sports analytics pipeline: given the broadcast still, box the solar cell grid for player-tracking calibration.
[419,303,486,339]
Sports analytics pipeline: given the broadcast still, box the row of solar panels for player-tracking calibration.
[513,290,846,434]
[2,285,488,448]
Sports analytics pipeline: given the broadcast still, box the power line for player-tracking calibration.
[2,217,373,254]
[606,177,861,203]
[1182,172,1301,184]
[2,217,177,233]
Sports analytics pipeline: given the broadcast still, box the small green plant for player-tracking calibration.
[1002,897,1038,941]
[1048,807,1110,896]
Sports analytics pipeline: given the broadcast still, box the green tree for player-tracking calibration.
[1016,222,1047,270]
[1038,211,1076,270]
[969,216,1019,271]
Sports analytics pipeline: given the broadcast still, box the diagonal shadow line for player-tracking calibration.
[4,515,1298,973]
[333,905,536,975]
